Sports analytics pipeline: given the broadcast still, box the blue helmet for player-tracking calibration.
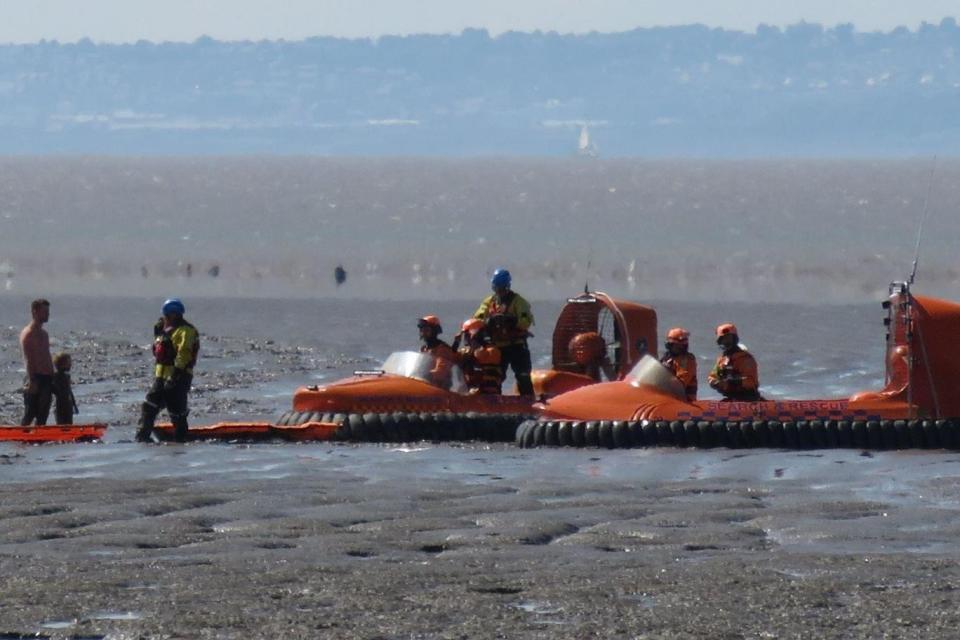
[491,268,511,290]
[162,298,185,316]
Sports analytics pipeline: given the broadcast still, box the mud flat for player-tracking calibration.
[0,444,959,638]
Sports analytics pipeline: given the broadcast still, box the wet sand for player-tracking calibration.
[2,444,960,638]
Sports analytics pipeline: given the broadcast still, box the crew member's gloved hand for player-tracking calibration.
[163,376,177,392]
[153,318,165,337]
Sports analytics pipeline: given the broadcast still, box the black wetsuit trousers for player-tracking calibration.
[499,342,534,397]
[137,375,192,442]
[22,374,53,426]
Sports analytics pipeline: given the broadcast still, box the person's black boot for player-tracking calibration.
[136,403,158,443]
[171,414,189,443]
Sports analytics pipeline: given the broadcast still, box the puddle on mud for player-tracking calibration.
[86,611,142,621]
[514,601,564,615]
[40,620,76,629]
[622,593,657,608]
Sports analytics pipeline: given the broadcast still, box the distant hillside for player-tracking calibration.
[1,20,959,156]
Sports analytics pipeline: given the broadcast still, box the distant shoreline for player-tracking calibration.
[2,22,959,156]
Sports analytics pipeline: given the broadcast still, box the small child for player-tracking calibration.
[52,352,78,425]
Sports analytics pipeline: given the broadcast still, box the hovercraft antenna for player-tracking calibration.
[583,245,593,294]
[902,156,938,420]
[907,155,938,288]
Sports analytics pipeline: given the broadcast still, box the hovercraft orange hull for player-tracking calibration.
[540,383,905,424]
[293,375,534,416]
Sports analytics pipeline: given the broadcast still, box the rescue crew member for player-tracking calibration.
[418,315,457,362]
[660,327,697,401]
[474,268,535,397]
[457,318,502,394]
[136,298,200,443]
[568,331,615,381]
[708,323,761,402]
[20,298,54,426]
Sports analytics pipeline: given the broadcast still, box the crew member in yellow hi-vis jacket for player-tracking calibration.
[136,298,199,443]
[473,268,535,397]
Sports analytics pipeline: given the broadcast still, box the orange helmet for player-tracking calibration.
[666,327,690,344]
[418,315,442,334]
[715,323,738,339]
[461,318,485,335]
[568,332,606,366]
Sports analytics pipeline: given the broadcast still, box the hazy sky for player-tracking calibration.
[0,0,957,43]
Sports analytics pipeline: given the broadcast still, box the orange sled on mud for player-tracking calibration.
[0,423,106,444]
[160,291,656,443]
[518,283,960,450]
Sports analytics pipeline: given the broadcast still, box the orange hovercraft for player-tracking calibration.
[517,282,960,451]
[157,291,656,443]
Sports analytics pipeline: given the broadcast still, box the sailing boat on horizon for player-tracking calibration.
[577,124,598,157]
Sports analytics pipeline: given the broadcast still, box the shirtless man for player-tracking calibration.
[20,299,55,425]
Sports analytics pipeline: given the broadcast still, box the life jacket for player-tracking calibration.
[661,351,698,401]
[154,319,199,379]
[708,348,760,401]
[153,328,176,366]
[459,343,502,394]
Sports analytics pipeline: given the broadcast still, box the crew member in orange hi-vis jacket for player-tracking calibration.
[660,327,698,401]
[568,331,615,382]
[708,323,761,401]
[418,315,458,362]
[456,318,503,394]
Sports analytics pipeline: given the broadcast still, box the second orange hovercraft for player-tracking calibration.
[517,282,960,450]
[156,291,657,443]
